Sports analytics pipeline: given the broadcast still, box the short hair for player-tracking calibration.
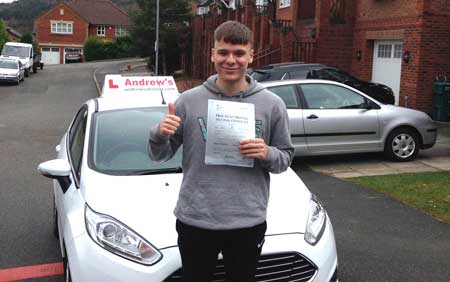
[214,21,253,46]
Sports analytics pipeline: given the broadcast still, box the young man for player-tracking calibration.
[149,21,294,282]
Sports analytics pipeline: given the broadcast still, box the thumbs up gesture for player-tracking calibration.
[160,103,181,136]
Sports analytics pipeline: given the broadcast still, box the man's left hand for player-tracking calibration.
[240,139,269,161]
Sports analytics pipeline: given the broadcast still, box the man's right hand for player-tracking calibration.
[160,103,181,136]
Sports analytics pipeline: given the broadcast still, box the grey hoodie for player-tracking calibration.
[149,75,294,230]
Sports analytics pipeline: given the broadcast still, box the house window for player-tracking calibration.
[393,44,402,58]
[51,21,73,34]
[330,0,346,23]
[115,26,127,37]
[60,9,64,16]
[97,26,106,36]
[256,0,268,5]
[279,0,291,8]
[198,6,210,15]
[378,44,392,58]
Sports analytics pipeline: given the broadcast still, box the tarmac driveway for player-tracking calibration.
[291,160,450,282]
[301,123,450,178]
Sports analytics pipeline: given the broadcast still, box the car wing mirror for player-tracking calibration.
[37,159,72,193]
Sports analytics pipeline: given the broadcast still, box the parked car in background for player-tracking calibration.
[262,79,437,162]
[1,42,43,76]
[65,49,83,63]
[0,58,25,85]
[36,75,338,282]
[252,62,396,104]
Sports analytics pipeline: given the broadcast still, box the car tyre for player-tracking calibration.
[384,128,419,162]
[53,198,59,239]
[25,69,29,77]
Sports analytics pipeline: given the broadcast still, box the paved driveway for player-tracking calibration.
[299,124,450,178]
[291,160,450,282]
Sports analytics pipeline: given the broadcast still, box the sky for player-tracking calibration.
[0,0,17,3]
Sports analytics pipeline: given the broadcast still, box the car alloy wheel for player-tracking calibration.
[385,128,419,162]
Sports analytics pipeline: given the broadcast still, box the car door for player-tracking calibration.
[298,83,380,153]
[266,84,307,155]
[55,106,88,233]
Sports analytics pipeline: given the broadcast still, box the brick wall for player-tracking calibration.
[276,1,293,20]
[190,0,450,113]
[356,0,421,20]
[315,0,355,71]
[88,25,117,40]
[36,3,88,46]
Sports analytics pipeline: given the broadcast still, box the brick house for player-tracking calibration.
[191,0,450,114]
[35,0,129,65]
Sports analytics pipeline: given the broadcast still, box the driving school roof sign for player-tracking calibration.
[101,75,179,97]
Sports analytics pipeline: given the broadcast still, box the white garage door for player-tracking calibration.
[42,47,60,65]
[372,40,403,105]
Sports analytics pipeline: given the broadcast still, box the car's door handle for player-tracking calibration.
[307,114,318,119]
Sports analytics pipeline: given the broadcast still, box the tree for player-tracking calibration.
[0,20,9,51]
[130,0,193,75]
[20,32,33,44]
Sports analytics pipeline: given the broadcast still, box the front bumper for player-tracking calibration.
[66,216,337,282]
[0,75,18,82]
[421,128,438,149]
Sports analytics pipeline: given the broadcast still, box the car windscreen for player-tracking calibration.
[89,107,182,175]
[1,45,30,58]
[0,60,18,69]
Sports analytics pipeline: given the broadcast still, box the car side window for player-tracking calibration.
[300,84,365,109]
[69,108,88,180]
[288,69,310,79]
[268,85,299,109]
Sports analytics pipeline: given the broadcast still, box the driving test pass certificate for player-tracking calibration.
[205,99,255,167]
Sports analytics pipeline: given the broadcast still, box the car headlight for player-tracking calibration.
[85,204,162,265]
[304,194,327,246]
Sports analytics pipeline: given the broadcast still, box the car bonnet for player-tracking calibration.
[81,167,311,249]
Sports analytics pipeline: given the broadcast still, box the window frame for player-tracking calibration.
[67,106,88,187]
[298,83,367,110]
[267,84,302,109]
[279,0,291,8]
[50,21,73,35]
[115,26,127,37]
[97,25,106,37]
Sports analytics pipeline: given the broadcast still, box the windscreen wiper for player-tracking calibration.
[127,167,183,175]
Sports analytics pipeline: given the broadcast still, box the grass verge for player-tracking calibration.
[347,171,450,224]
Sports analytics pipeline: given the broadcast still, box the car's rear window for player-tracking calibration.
[89,107,182,175]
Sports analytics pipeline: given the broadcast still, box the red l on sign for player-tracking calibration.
[109,79,119,89]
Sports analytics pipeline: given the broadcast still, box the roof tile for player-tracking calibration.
[66,0,129,26]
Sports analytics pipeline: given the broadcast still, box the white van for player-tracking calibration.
[1,42,41,77]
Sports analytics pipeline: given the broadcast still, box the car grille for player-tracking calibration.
[164,252,317,282]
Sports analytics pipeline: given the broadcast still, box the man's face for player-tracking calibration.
[211,40,254,83]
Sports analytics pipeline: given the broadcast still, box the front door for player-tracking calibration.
[299,83,380,154]
[372,40,403,105]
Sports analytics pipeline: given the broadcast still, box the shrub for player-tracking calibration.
[84,36,135,62]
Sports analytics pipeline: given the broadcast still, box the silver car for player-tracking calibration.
[262,79,437,162]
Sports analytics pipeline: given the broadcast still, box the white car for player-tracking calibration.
[0,58,25,85]
[37,77,338,282]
